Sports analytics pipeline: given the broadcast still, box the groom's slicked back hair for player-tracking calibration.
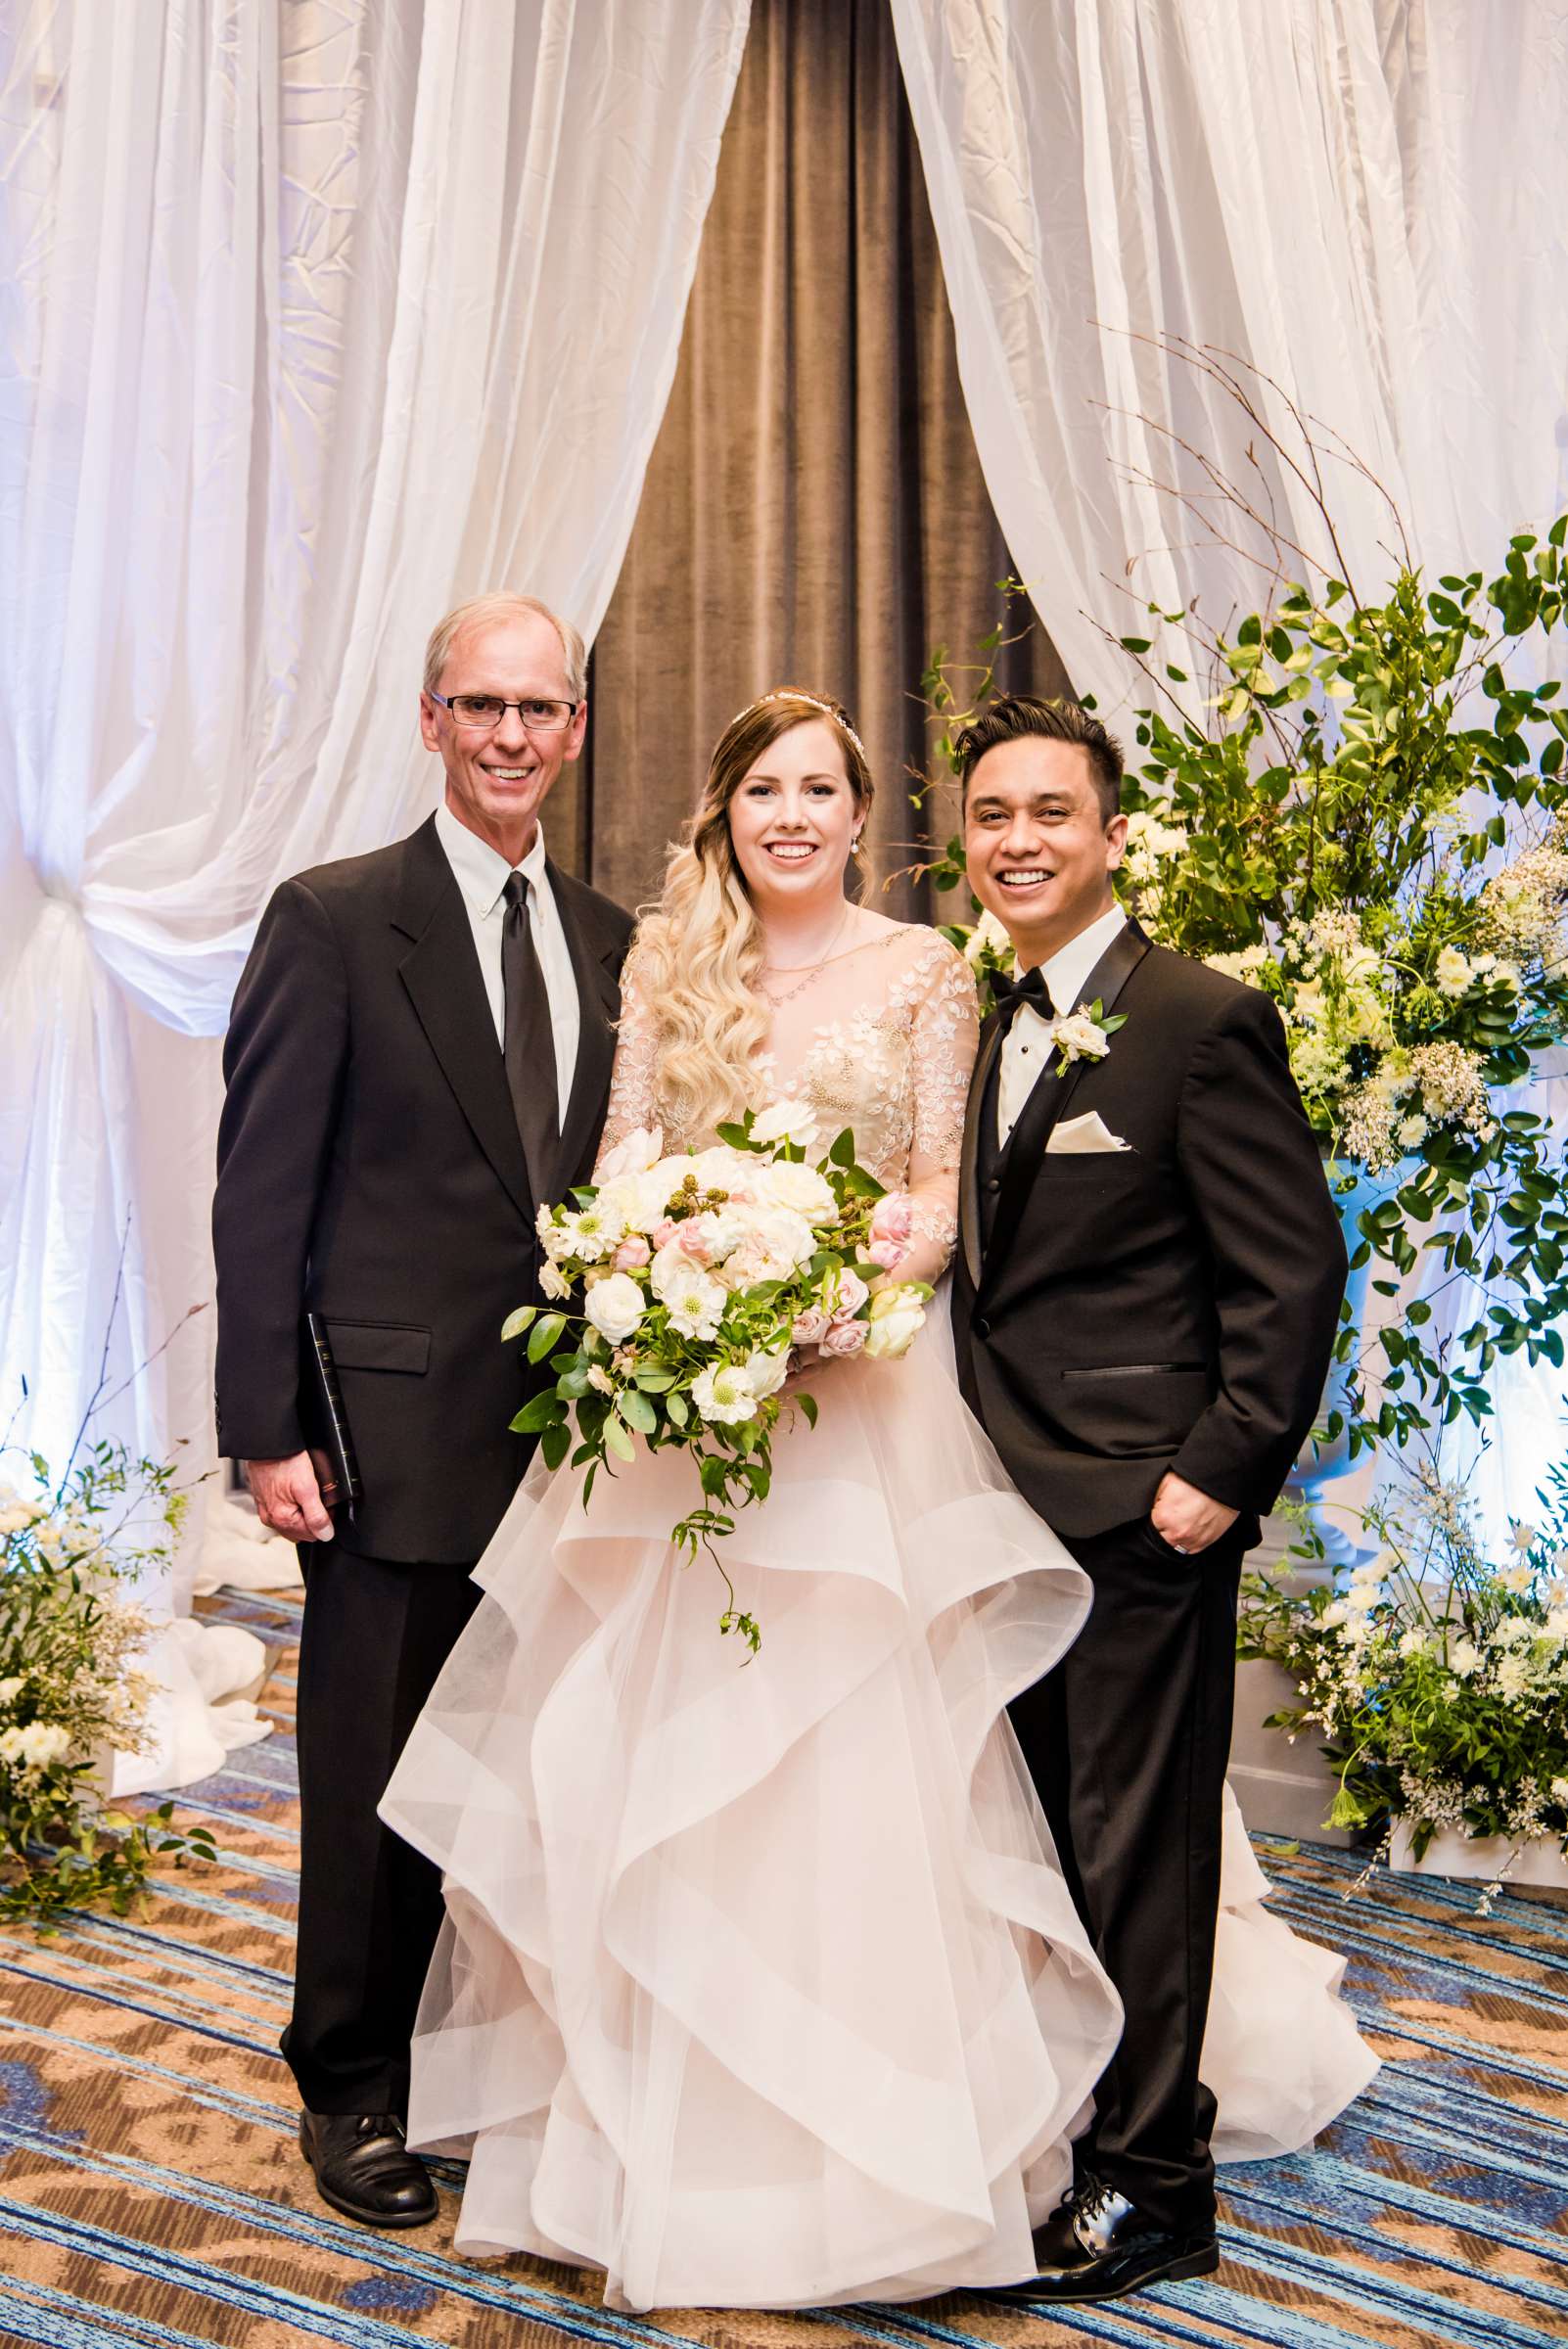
[954,695,1125,823]
[423,592,587,701]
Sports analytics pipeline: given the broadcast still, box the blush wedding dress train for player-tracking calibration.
[380,926,1375,2311]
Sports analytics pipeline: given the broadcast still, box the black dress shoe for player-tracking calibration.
[299,2110,438,2228]
[997,2181,1218,2303]
[1029,2175,1099,2272]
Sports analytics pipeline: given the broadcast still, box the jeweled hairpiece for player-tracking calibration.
[731,688,868,764]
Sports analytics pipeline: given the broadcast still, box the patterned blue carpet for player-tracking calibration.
[0,1583,1562,2348]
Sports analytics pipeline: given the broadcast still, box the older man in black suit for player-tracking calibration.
[951,696,1346,2305]
[213,592,633,2227]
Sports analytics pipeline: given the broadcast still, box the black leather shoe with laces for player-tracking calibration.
[995,2179,1218,2303]
[1030,2174,1102,2272]
[299,2111,438,2228]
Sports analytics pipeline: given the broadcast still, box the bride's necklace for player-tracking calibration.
[759,906,854,1006]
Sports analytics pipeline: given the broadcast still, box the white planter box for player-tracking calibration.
[1388,1820,1568,1891]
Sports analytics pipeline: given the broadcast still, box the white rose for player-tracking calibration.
[538,1258,571,1302]
[864,1302,924,1359]
[963,909,1015,970]
[596,1125,665,1181]
[742,1347,791,1400]
[664,1268,727,1341]
[583,1273,646,1345]
[756,1160,836,1221]
[716,1207,817,1288]
[586,1365,616,1395]
[650,1240,709,1301]
[686,1144,757,1192]
[1049,1011,1112,1062]
[691,1362,759,1425]
[751,1098,820,1149]
[690,1209,748,1262]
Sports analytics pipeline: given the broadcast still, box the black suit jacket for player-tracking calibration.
[951,919,1348,1541]
[212,813,634,1563]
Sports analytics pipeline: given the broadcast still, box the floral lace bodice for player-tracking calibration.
[598,925,981,1277]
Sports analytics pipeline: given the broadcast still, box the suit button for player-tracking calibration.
[986,1174,1000,1192]
[974,1315,991,1340]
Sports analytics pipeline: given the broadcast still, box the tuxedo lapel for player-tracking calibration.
[959,1011,1003,1289]
[979,918,1153,1297]
[551,862,622,1194]
[393,817,534,1223]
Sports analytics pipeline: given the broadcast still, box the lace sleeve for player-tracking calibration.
[899,938,980,1285]
[594,944,664,1174]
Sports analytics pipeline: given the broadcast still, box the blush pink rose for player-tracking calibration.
[791,1305,831,1346]
[673,1225,714,1267]
[823,1267,869,1319]
[866,1237,906,1270]
[613,1233,651,1271]
[870,1192,914,1248]
[820,1317,868,1358]
[651,1219,679,1251]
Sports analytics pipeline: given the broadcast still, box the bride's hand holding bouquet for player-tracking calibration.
[504,1100,931,1653]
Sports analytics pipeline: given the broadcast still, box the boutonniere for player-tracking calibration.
[1041,999,1128,1078]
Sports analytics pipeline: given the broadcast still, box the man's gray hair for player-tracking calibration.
[422,592,587,702]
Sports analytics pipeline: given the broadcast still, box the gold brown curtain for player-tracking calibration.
[566,0,1071,914]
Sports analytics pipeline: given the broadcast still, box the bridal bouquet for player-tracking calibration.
[504,1102,931,1653]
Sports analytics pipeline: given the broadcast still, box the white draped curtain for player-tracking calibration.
[0,0,748,1779]
[891,0,1568,716]
[891,0,1568,1527]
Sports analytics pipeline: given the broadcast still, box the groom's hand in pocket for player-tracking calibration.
[1150,1471,1237,1557]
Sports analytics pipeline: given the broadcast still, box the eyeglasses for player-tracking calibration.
[429,691,579,733]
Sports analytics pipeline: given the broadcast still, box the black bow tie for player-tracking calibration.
[992,963,1057,1033]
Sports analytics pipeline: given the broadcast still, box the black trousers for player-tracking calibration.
[1009,1512,1247,2234]
[283,1541,482,2116]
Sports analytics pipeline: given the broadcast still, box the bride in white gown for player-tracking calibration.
[380,688,1374,2312]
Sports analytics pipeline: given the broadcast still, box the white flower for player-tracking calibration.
[1545,1606,1568,1643]
[1398,1629,1430,1659]
[691,1362,759,1425]
[586,1365,616,1395]
[742,1347,791,1400]
[1048,1010,1114,1064]
[664,1268,727,1341]
[0,1677,24,1707]
[1321,1600,1349,1629]
[1496,1653,1532,1703]
[558,1200,625,1263]
[689,1208,748,1262]
[963,909,1015,969]
[1433,944,1474,997]
[1551,1778,1568,1805]
[598,1166,683,1235]
[751,1098,820,1149]
[1508,1519,1538,1555]
[0,1722,70,1769]
[755,1159,836,1221]
[1397,1114,1429,1148]
[1448,1637,1481,1678]
[539,1259,571,1302]
[1499,1562,1534,1594]
[595,1125,665,1180]
[685,1144,757,1192]
[583,1273,646,1345]
[864,1289,925,1358]
[715,1207,817,1288]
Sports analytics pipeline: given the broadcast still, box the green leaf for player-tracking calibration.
[603,1414,635,1462]
[828,1128,857,1169]
[512,1390,566,1434]
[501,1306,538,1342]
[797,1393,818,1427]
[539,1422,572,1471]
[620,1389,658,1434]
[528,1312,567,1363]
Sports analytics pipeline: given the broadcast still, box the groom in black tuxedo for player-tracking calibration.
[212,593,632,2227]
[950,696,1346,2303]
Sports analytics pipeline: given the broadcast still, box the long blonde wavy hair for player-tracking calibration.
[631,690,875,1140]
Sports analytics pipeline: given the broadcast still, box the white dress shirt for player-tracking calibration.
[435,803,580,1118]
[996,902,1128,1145]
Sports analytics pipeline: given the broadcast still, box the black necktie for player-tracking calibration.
[991,963,1056,1034]
[502,870,559,1198]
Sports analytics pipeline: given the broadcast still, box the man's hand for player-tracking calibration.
[246,1451,336,1543]
[1150,1471,1237,1557]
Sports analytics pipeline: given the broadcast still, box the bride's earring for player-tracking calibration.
[851,833,864,859]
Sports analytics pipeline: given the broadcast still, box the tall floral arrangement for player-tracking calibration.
[1239,1460,1568,1893]
[0,1441,215,1924]
[912,345,1568,1459]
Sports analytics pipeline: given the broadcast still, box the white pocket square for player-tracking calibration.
[1046,1111,1131,1155]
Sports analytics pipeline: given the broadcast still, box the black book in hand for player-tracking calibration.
[300,1313,363,1522]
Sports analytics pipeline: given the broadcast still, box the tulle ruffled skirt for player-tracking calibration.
[381,1309,1374,2310]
